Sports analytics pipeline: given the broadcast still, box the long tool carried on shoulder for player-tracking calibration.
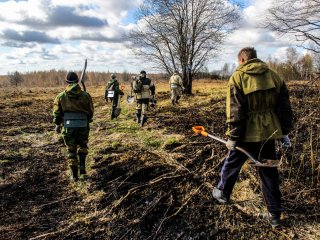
[79,59,87,92]
[192,126,280,167]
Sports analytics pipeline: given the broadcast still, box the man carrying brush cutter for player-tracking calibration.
[212,47,293,228]
[132,70,155,126]
[105,73,124,119]
[53,71,94,182]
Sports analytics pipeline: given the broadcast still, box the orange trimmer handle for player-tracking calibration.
[192,126,208,137]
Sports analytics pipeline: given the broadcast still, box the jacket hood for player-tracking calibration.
[65,83,82,97]
[108,79,117,84]
[237,58,269,75]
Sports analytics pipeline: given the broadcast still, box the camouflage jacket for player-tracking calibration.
[226,58,293,142]
[53,83,94,125]
[105,79,124,99]
[132,77,155,100]
[169,73,183,88]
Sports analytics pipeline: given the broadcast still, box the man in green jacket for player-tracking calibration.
[53,72,94,181]
[212,47,293,228]
[105,73,124,119]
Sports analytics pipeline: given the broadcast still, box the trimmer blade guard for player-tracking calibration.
[127,96,134,104]
[113,108,121,118]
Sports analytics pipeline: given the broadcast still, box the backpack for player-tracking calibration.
[133,80,143,93]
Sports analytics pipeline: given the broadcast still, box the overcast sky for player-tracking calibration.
[0,0,302,75]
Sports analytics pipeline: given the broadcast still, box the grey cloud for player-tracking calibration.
[105,1,140,13]
[48,6,107,27]
[5,55,18,60]
[258,32,275,43]
[1,41,37,48]
[70,32,124,43]
[41,52,58,60]
[1,29,60,44]
[23,6,107,28]
[3,54,26,64]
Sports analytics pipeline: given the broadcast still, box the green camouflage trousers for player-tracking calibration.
[171,87,182,101]
[136,99,149,115]
[62,127,89,167]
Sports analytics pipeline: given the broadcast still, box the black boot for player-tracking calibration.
[172,99,175,105]
[79,154,87,175]
[176,96,180,104]
[136,110,141,123]
[140,114,148,126]
[111,107,115,120]
[70,166,78,182]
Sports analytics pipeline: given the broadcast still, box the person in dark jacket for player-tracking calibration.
[53,72,94,181]
[212,47,293,228]
[132,70,155,126]
[105,73,124,119]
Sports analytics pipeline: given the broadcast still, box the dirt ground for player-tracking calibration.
[0,80,319,240]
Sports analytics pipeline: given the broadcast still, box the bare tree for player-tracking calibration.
[285,47,300,79]
[265,0,320,53]
[128,0,240,94]
[297,53,313,80]
[8,71,24,87]
[312,52,320,73]
[220,63,229,80]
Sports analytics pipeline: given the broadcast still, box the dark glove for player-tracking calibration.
[55,125,61,134]
[280,135,291,148]
[226,139,237,150]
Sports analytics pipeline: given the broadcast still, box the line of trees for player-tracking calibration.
[267,48,320,81]
[213,48,320,81]
[0,70,168,88]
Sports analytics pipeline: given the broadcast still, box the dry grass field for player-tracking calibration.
[0,79,319,239]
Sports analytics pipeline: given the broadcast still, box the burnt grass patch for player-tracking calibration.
[1,82,319,239]
[0,95,84,240]
[0,141,85,240]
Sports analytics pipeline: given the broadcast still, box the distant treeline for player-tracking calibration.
[0,69,223,88]
[0,70,170,88]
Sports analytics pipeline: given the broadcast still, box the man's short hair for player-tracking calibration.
[238,47,257,61]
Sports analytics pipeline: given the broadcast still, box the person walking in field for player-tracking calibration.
[132,70,155,126]
[105,73,124,119]
[53,72,94,181]
[169,70,184,105]
[212,47,293,228]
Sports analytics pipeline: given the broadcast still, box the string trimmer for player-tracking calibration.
[126,82,134,104]
[192,126,280,167]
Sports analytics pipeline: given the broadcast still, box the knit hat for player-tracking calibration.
[66,72,79,83]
